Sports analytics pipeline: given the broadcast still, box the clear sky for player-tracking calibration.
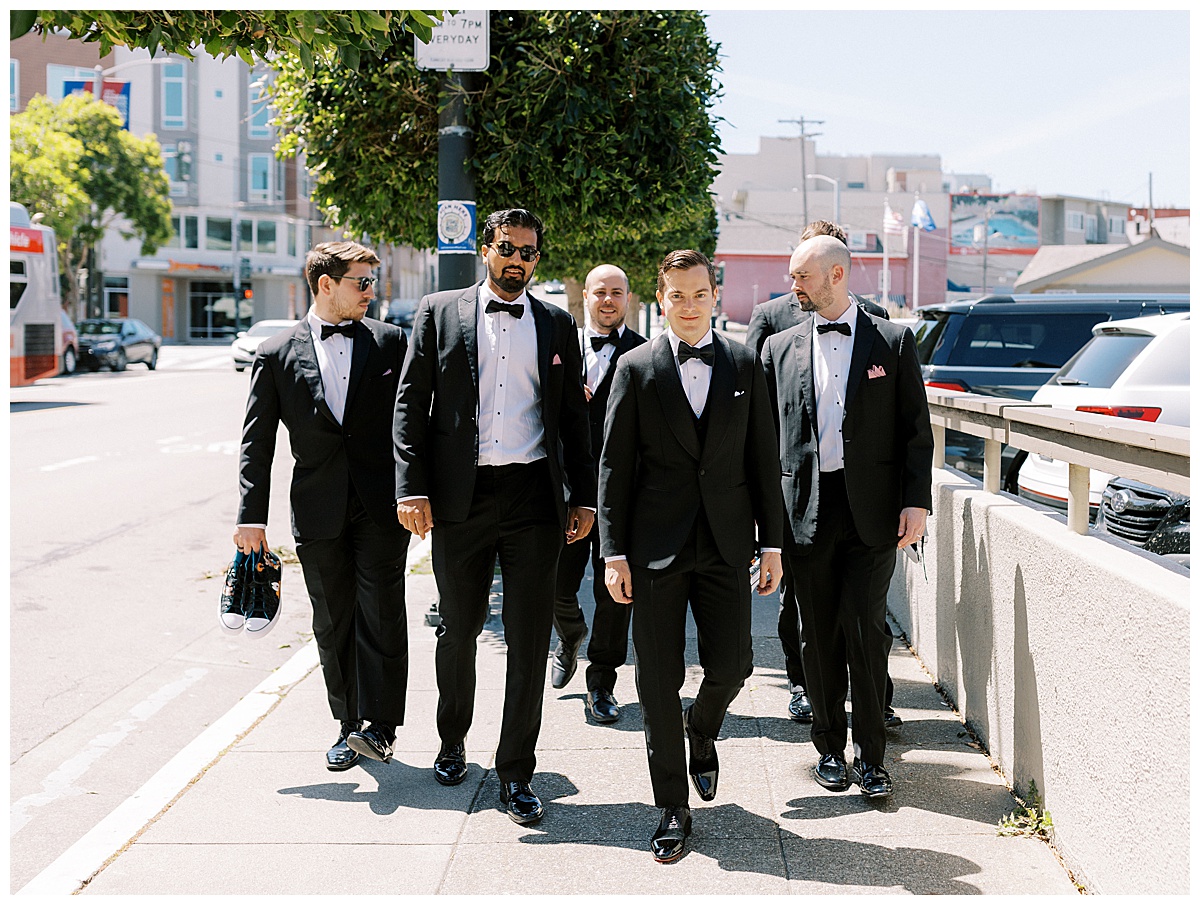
[703,7,1190,208]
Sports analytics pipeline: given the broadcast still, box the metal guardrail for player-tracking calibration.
[925,388,1191,534]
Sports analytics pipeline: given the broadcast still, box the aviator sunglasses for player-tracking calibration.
[331,275,377,292]
[488,241,541,263]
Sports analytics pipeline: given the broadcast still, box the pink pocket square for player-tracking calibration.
[868,364,886,379]
[552,353,563,365]
[382,368,393,377]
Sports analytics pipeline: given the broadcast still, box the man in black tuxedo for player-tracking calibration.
[549,263,646,724]
[761,235,933,800]
[600,250,785,863]
[745,220,898,728]
[394,208,595,826]
[236,241,410,772]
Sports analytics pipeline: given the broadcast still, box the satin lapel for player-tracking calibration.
[793,316,817,428]
[788,298,802,330]
[844,306,876,411]
[699,335,735,463]
[594,327,640,397]
[291,326,339,427]
[651,333,701,460]
[530,295,553,422]
[343,320,371,411]
[458,285,480,393]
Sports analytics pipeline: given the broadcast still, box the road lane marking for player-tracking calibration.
[10,668,209,836]
[17,534,432,896]
[40,456,99,472]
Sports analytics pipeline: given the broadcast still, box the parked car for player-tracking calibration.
[914,293,1190,486]
[231,319,299,371]
[76,317,162,371]
[382,299,418,331]
[1094,476,1189,568]
[59,309,78,375]
[1017,312,1190,519]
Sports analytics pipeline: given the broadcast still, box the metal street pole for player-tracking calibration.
[806,174,840,223]
[780,117,823,227]
[437,70,477,292]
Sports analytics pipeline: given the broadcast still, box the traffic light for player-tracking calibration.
[239,256,252,283]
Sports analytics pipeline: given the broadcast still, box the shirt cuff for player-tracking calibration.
[603,555,627,563]
[396,496,429,505]
[236,523,267,530]
[760,547,782,554]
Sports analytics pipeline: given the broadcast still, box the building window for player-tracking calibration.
[256,220,277,254]
[248,154,273,202]
[161,145,189,197]
[1107,216,1126,238]
[206,217,233,251]
[238,219,254,250]
[103,276,129,318]
[10,59,19,111]
[161,61,186,129]
[1085,214,1098,242]
[247,74,272,138]
[1066,211,1085,232]
[288,223,297,257]
[45,63,96,102]
[167,214,199,249]
[846,181,865,190]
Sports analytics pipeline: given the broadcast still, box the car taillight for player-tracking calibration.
[925,379,968,392]
[1076,405,1162,421]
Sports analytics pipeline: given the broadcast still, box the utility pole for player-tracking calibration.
[779,116,823,226]
[437,69,478,292]
[1148,172,1156,235]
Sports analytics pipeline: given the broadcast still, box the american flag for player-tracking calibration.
[883,202,905,235]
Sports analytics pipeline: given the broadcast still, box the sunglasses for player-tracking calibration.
[488,241,541,263]
[332,275,377,292]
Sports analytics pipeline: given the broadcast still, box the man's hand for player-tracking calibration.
[605,560,634,605]
[897,507,927,548]
[756,551,783,596]
[583,385,594,402]
[397,497,434,539]
[565,507,595,544]
[233,526,268,555]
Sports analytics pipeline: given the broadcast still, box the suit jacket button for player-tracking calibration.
[699,468,706,476]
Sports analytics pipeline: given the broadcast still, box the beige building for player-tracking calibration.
[1011,234,1189,294]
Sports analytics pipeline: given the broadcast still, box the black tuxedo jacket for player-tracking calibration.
[238,317,408,539]
[761,307,933,551]
[393,281,595,526]
[599,332,785,570]
[582,325,647,468]
[745,292,888,355]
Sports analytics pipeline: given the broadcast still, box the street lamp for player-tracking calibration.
[805,174,840,223]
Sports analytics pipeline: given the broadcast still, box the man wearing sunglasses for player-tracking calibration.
[394,208,595,826]
[236,241,412,773]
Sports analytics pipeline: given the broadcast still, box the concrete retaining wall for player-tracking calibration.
[888,468,1190,894]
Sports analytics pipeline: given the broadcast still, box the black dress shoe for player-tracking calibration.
[851,758,893,799]
[884,707,903,729]
[433,742,468,786]
[346,723,395,764]
[650,806,692,863]
[683,706,718,802]
[787,688,813,723]
[813,753,850,791]
[326,720,362,771]
[499,780,544,824]
[586,687,620,724]
[550,635,584,689]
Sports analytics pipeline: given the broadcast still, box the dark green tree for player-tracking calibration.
[271,10,723,298]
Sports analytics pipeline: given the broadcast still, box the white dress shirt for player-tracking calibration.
[583,324,624,394]
[476,283,545,466]
[812,304,856,472]
[665,327,714,418]
[309,309,355,426]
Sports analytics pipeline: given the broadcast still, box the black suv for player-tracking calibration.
[914,293,1190,486]
[1095,476,1189,569]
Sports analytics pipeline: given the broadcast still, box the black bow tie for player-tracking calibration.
[320,322,355,340]
[816,321,852,336]
[485,299,524,319]
[677,341,714,366]
[590,331,619,351]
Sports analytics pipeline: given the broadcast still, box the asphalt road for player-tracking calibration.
[9,343,371,889]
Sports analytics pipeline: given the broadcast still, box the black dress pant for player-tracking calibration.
[552,525,633,693]
[631,512,753,808]
[789,470,895,765]
[295,487,411,727]
[431,459,563,784]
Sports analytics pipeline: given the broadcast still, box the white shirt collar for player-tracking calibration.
[478,281,530,311]
[665,326,714,355]
[307,308,353,331]
[813,300,856,334]
[585,324,624,339]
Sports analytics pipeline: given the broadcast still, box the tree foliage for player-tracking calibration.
[9,95,173,307]
[271,10,723,298]
[9,10,447,71]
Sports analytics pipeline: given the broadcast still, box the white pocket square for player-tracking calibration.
[734,389,746,397]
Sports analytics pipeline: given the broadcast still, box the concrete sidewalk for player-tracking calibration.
[70,555,1077,895]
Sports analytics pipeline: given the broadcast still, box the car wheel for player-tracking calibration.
[112,349,127,372]
[147,348,158,370]
[62,346,77,375]
[235,365,246,372]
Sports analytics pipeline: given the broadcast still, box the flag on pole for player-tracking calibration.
[883,202,904,235]
[911,198,937,232]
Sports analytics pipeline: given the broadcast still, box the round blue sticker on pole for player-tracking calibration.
[438,201,477,254]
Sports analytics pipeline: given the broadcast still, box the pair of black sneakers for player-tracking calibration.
[219,548,282,637]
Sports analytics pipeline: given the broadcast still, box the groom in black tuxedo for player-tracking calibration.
[394,208,595,826]
[600,249,784,863]
[236,241,410,772]
[761,235,932,801]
